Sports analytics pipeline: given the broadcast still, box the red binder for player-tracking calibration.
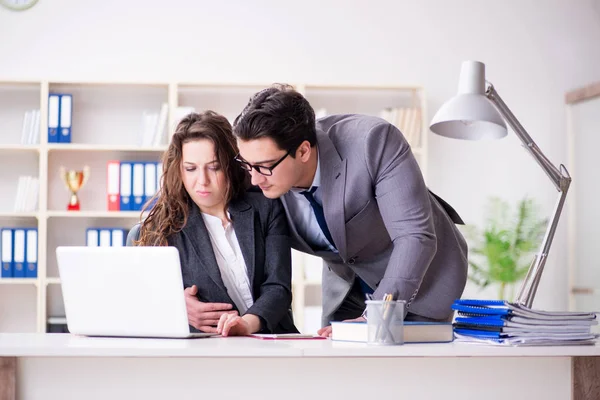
[107,160,120,211]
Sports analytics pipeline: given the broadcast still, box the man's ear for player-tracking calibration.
[296,140,312,162]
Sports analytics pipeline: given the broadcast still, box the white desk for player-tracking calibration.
[1,333,599,400]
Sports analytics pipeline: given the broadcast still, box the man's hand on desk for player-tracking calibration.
[317,316,366,338]
[184,285,238,333]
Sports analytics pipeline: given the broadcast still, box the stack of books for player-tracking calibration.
[20,109,40,145]
[14,176,39,212]
[452,299,599,346]
[139,103,168,147]
[331,320,454,343]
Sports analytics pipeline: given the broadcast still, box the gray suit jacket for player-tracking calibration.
[281,114,468,325]
[127,192,298,334]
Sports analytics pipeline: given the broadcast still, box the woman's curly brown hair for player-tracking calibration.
[136,111,249,246]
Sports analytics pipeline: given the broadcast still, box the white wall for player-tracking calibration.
[2,0,600,310]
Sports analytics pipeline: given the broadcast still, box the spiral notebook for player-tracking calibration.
[452,299,599,346]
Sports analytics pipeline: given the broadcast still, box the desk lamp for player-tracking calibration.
[430,61,571,307]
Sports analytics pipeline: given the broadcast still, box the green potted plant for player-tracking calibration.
[462,197,548,300]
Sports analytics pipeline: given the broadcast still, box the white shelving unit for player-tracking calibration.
[0,80,427,334]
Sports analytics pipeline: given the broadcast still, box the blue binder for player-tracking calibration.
[25,228,38,278]
[143,162,157,208]
[58,94,72,143]
[48,94,60,143]
[1,228,14,278]
[98,229,112,246]
[120,162,133,211]
[12,229,26,278]
[111,229,126,246]
[132,162,145,211]
[86,228,99,246]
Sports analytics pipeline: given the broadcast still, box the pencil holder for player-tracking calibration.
[365,300,406,345]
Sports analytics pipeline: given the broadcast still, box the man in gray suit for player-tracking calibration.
[233,84,468,333]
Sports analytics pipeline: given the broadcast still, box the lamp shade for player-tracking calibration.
[430,61,508,140]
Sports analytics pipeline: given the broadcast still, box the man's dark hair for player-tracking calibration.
[233,84,317,156]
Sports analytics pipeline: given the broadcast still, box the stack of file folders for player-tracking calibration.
[452,299,599,346]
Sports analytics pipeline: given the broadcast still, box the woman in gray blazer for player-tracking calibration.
[127,111,298,336]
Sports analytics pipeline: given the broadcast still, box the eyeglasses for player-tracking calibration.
[234,150,291,176]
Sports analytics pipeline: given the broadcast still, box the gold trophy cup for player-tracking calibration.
[59,166,90,211]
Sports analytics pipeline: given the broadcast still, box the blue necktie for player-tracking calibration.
[358,278,374,295]
[301,187,373,295]
[300,187,336,249]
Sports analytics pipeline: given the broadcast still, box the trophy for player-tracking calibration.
[59,166,90,211]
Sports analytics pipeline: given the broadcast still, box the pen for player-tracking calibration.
[375,293,394,343]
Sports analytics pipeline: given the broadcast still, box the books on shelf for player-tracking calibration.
[20,109,40,145]
[14,176,39,212]
[379,107,421,148]
[172,106,195,128]
[452,299,599,346]
[163,105,196,144]
[139,102,169,147]
[331,320,454,343]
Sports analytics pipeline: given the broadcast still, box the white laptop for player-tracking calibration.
[56,246,215,339]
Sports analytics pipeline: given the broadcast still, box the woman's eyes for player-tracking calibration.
[185,166,220,172]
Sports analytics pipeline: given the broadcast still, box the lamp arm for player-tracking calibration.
[486,83,572,307]
[486,84,568,191]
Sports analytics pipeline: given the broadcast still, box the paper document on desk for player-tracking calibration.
[454,333,599,346]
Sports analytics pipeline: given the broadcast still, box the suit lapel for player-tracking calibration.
[182,205,228,295]
[316,129,348,261]
[280,195,316,254]
[229,198,255,293]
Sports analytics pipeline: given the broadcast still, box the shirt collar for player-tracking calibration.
[201,211,231,230]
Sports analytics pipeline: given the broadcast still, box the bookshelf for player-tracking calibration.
[0,80,428,334]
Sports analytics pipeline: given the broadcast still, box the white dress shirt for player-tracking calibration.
[201,212,254,314]
[285,156,337,252]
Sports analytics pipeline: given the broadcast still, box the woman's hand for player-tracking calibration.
[217,313,262,336]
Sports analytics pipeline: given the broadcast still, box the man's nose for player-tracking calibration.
[249,169,265,186]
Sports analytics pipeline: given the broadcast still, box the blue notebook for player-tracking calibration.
[452,299,511,316]
[453,299,597,320]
